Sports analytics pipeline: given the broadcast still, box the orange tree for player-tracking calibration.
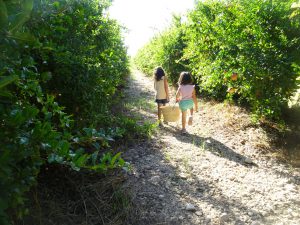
[185,0,300,119]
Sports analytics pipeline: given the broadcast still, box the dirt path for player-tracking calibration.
[122,70,300,225]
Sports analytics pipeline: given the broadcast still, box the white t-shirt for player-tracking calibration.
[154,76,167,100]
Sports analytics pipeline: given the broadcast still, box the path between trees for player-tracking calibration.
[122,70,300,225]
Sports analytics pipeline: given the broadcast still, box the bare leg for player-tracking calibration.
[182,110,187,130]
[190,108,194,117]
[157,103,162,121]
[188,107,194,126]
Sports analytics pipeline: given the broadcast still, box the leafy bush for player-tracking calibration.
[29,0,129,127]
[185,0,300,119]
[134,0,300,120]
[0,0,130,224]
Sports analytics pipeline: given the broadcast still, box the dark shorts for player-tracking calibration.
[155,99,169,104]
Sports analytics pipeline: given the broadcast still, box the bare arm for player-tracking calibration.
[176,88,181,102]
[192,89,198,112]
[164,77,170,100]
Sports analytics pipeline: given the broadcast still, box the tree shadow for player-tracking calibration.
[162,125,257,167]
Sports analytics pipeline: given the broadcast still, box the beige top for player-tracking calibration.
[154,76,167,100]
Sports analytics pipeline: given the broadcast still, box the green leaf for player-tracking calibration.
[41,72,52,82]
[0,0,8,27]
[9,0,33,33]
[110,152,122,166]
[0,89,13,98]
[74,154,89,167]
[22,0,34,12]
[0,75,18,89]
[90,151,99,165]
[53,1,60,8]
[58,141,70,156]
[7,32,36,43]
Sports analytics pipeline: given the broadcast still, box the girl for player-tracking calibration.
[154,67,170,126]
[176,71,198,133]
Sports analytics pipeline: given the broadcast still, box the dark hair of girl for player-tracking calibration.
[154,67,165,81]
[178,71,193,85]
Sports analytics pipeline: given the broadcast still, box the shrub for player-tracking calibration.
[0,0,129,224]
[29,0,129,127]
[185,0,300,119]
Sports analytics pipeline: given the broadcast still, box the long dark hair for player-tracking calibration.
[154,67,165,81]
[178,71,193,85]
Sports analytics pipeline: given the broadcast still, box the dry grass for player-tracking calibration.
[18,165,133,225]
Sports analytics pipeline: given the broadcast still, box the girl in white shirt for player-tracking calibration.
[154,67,170,126]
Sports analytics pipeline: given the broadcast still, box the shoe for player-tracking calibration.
[188,116,193,126]
[163,121,168,125]
[159,121,164,127]
[181,128,187,134]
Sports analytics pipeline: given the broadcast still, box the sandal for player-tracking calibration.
[181,128,187,134]
[158,120,164,127]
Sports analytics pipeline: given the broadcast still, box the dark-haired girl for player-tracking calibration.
[176,72,198,133]
[154,67,170,126]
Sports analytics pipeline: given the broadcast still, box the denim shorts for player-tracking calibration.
[155,99,169,104]
[179,99,194,111]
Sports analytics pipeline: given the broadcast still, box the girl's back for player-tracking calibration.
[154,76,167,99]
[178,84,194,100]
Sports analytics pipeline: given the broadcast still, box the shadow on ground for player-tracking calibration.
[162,125,257,167]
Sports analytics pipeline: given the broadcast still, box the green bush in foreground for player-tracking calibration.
[0,0,130,224]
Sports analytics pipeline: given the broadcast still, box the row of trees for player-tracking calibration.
[0,0,131,223]
[134,0,300,120]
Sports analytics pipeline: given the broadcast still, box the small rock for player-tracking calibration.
[195,211,203,216]
[235,220,245,225]
[197,187,205,192]
[179,216,184,220]
[245,157,254,164]
[179,173,188,179]
[250,222,260,225]
[185,203,196,212]
[158,194,164,199]
[149,176,160,184]
[220,213,230,223]
[144,165,151,170]
[249,188,255,193]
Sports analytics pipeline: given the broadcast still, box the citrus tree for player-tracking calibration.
[185,0,300,119]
